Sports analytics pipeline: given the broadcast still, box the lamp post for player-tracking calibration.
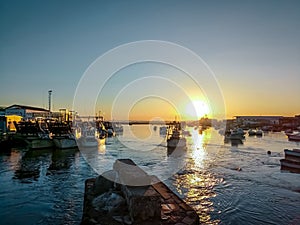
[48,90,52,117]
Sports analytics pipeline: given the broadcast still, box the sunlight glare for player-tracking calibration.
[185,99,210,120]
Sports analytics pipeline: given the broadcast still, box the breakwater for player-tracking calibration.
[81,159,199,225]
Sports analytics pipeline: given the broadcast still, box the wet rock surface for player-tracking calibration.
[81,159,199,225]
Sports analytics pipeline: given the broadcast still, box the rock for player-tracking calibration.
[123,215,132,225]
[92,191,125,212]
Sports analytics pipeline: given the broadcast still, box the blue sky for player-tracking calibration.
[1,0,300,119]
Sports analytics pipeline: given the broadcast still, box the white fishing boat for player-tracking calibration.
[78,127,99,148]
[48,122,78,149]
[52,134,77,149]
[112,122,123,135]
[166,122,187,149]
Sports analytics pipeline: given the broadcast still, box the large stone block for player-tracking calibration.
[113,159,151,186]
[94,170,116,196]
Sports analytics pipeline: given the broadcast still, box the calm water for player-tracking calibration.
[1,125,300,225]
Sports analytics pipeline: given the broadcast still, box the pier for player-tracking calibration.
[81,159,199,225]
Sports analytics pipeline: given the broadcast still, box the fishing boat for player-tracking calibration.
[248,129,256,136]
[284,148,300,158]
[280,159,300,170]
[280,149,300,173]
[286,132,300,142]
[166,122,187,149]
[233,128,246,136]
[14,120,54,149]
[52,134,77,149]
[48,122,77,149]
[28,133,54,149]
[255,129,263,136]
[112,122,124,135]
[77,127,99,148]
[224,130,244,140]
[103,121,115,137]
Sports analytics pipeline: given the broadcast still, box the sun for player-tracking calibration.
[185,99,210,120]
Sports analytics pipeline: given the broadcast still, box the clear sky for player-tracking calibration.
[1,0,300,120]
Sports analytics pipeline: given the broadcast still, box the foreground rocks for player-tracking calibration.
[81,159,199,225]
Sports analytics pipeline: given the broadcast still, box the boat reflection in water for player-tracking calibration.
[171,128,222,225]
[48,148,78,172]
[14,149,52,181]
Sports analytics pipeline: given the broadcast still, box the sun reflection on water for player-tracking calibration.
[173,128,222,225]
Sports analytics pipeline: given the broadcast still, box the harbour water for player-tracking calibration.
[1,125,300,225]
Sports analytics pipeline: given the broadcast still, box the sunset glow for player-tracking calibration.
[185,99,210,120]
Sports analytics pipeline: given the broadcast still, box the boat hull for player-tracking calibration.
[29,139,54,149]
[280,159,300,170]
[78,137,99,148]
[53,138,77,149]
[280,149,300,173]
[287,133,300,141]
[284,149,300,158]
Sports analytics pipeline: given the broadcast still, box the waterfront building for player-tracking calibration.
[235,116,283,127]
[5,104,50,119]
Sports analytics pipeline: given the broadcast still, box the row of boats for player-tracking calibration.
[223,127,300,146]
[11,120,124,150]
[9,118,191,151]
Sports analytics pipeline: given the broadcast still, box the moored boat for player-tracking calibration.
[166,122,187,149]
[28,133,54,149]
[280,149,300,173]
[284,148,300,158]
[248,129,256,136]
[248,129,263,136]
[14,120,54,149]
[159,126,167,136]
[280,159,300,170]
[287,132,300,142]
[113,122,124,135]
[48,122,77,149]
[52,135,77,149]
[255,129,263,136]
[77,127,99,148]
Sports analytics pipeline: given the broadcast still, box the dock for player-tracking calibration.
[81,159,199,225]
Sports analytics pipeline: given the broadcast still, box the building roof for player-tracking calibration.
[235,116,283,120]
[5,104,49,112]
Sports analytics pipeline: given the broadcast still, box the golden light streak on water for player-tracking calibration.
[173,128,222,224]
